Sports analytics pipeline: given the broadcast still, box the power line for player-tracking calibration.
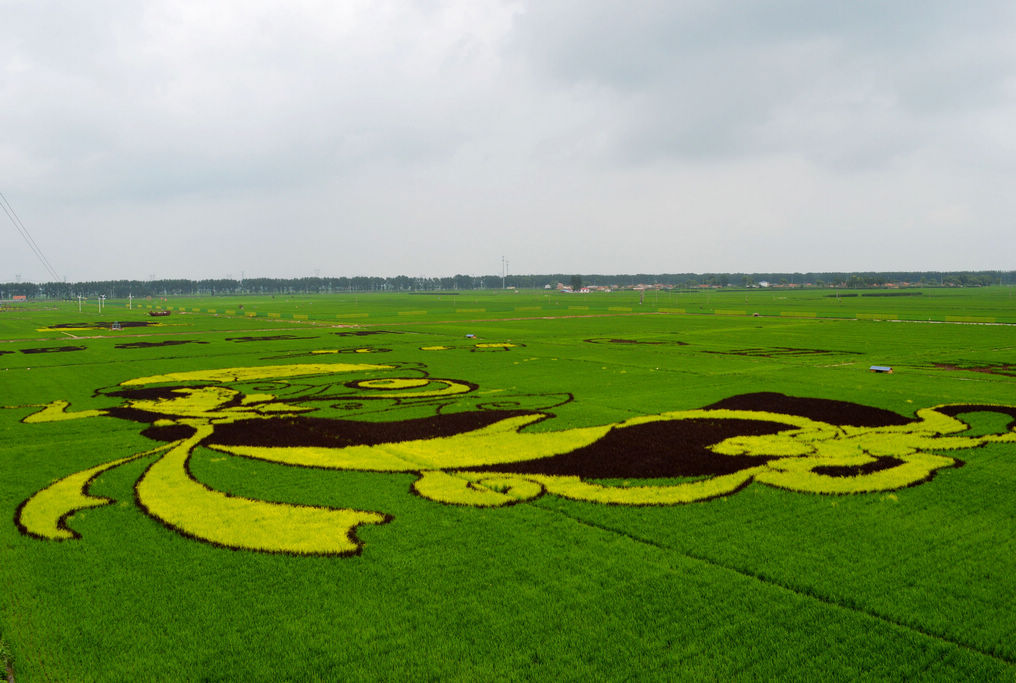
[0,191,58,279]
[1,191,61,281]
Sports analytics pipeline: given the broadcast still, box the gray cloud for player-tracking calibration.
[510,1,1016,168]
[2,1,1015,280]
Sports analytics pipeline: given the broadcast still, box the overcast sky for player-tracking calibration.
[3,1,1015,281]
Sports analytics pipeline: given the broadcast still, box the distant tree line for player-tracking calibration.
[1,271,1013,299]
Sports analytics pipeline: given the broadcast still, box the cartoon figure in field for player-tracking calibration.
[10,361,1016,556]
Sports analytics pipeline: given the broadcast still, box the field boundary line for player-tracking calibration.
[539,504,1016,667]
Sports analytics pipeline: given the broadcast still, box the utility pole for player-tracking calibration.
[501,256,507,289]
[98,295,105,313]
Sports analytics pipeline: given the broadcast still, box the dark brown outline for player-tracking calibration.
[261,346,394,360]
[408,474,549,508]
[14,451,154,541]
[19,346,87,354]
[131,439,393,558]
[703,347,861,358]
[45,321,160,330]
[115,340,208,350]
[18,371,1016,557]
[932,362,1016,379]
[225,335,319,343]
[584,338,687,346]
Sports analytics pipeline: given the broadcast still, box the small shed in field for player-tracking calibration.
[869,365,893,374]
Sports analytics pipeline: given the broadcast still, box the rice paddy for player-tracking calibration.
[2,286,1015,680]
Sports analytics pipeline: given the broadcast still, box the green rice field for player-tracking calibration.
[2,286,1015,680]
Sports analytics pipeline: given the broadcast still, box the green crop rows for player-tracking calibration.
[2,287,1015,680]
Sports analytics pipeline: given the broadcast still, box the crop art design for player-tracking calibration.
[41,321,163,331]
[10,362,1016,557]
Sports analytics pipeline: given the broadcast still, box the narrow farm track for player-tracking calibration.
[539,504,1016,668]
